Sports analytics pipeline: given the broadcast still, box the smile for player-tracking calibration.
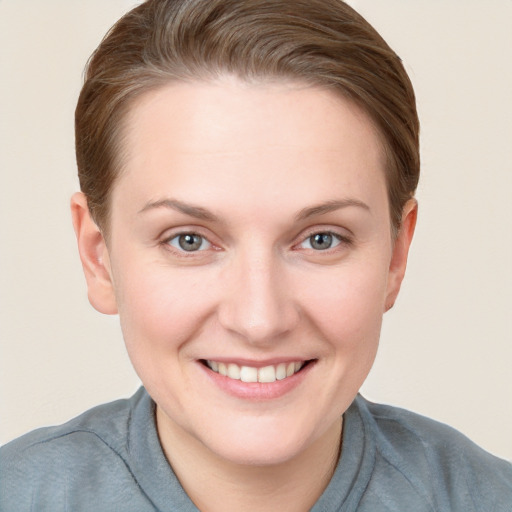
[204,360,309,383]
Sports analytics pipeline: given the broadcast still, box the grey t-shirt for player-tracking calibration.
[1,387,511,511]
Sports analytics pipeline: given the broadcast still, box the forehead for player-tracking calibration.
[124,78,384,156]
[113,78,388,219]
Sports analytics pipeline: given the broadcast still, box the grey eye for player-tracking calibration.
[168,233,210,252]
[310,233,333,250]
[300,232,342,251]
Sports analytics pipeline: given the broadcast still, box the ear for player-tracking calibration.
[384,199,418,312]
[70,192,118,315]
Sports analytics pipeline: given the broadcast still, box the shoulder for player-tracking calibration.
[1,390,139,463]
[354,395,512,511]
[0,388,152,511]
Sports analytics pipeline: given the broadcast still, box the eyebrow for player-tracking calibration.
[295,199,370,221]
[138,199,219,221]
[139,197,369,223]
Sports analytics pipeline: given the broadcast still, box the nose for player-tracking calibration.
[217,248,300,345]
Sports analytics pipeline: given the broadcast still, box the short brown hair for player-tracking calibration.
[75,0,419,233]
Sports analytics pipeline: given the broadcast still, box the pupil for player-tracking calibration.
[311,233,332,250]
[179,234,202,251]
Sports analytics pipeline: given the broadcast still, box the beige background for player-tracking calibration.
[1,1,511,459]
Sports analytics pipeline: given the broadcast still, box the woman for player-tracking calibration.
[1,1,511,510]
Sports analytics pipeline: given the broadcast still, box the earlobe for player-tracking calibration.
[384,199,418,312]
[70,192,118,315]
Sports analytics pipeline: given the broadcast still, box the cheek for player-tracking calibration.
[300,260,389,346]
[113,260,216,354]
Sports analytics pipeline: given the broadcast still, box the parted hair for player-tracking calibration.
[75,0,419,234]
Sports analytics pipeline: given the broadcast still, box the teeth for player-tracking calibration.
[206,360,306,383]
[227,363,241,380]
[258,365,276,383]
[240,366,258,383]
[276,363,287,380]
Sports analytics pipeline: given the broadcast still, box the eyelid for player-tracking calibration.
[299,233,341,250]
[293,227,353,251]
[167,233,212,252]
[160,227,220,256]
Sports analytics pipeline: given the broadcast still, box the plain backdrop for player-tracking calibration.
[1,1,511,459]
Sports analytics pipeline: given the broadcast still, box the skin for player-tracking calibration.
[71,77,416,511]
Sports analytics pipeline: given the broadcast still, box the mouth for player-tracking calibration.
[201,359,314,384]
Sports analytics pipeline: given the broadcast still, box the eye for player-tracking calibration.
[167,233,211,252]
[300,232,343,251]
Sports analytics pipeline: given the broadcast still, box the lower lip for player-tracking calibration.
[198,361,315,401]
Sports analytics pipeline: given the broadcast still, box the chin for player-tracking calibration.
[211,435,309,467]
[195,415,328,467]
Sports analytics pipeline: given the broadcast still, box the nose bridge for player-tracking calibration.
[218,244,298,344]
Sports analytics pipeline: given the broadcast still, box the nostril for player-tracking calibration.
[217,298,300,343]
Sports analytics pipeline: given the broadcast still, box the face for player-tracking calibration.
[74,77,415,467]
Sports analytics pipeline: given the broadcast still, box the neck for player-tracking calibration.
[156,407,342,512]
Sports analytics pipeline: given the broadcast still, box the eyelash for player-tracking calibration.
[161,229,352,256]
[297,231,352,252]
[162,232,213,255]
